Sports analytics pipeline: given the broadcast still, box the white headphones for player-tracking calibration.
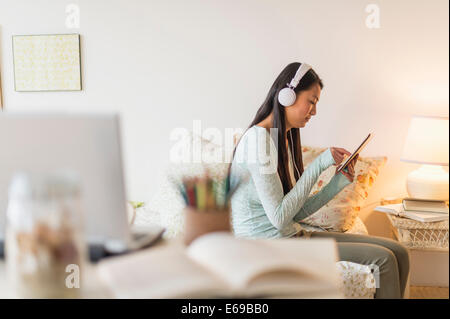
[278,63,312,107]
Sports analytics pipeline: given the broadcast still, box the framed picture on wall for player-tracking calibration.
[12,33,82,92]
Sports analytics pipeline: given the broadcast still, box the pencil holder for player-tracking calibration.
[183,207,231,246]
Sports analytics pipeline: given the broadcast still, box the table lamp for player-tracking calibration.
[401,116,449,200]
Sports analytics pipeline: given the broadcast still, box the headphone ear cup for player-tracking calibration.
[278,88,296,107]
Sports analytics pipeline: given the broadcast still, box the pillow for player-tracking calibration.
[147,131,229,238]
[300,216,369,235]
[299,146,387,232]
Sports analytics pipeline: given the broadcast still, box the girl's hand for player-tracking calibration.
[336,154,359,182]
[330,147,352,166]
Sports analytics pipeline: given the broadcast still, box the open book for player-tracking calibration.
[96,232,341,298]
[375,204,449,222]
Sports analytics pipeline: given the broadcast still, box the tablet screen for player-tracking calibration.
[337,133,372,173]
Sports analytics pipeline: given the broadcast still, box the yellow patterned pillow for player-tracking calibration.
[300,146,387,232]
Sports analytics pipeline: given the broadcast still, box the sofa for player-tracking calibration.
[133,132,388,298]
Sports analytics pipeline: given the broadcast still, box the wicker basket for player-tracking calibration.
[387,214,449,251]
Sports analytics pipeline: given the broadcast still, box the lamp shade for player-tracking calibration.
[401,116,449,166]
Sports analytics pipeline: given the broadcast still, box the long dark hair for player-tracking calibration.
[235,62,324,195]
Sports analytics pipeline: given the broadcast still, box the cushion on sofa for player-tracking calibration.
[148,131,229,238]
[299,146,386,232]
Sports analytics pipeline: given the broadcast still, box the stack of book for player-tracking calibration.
[375,198,449,222]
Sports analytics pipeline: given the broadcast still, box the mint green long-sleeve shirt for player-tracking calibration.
[230,126,351,239]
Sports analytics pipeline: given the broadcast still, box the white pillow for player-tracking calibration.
[148,131,229,238]
[300,146,386,232]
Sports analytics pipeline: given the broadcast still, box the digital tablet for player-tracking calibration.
[337,133,373,173]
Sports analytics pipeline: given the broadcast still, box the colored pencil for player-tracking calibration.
[185,179,196,207]
[195,178,207,211]
[175,172,243,211]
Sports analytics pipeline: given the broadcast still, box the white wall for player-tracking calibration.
[0,0,448,235]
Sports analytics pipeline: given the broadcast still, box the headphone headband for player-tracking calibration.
[288,63,312,89]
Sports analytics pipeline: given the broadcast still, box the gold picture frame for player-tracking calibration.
[12,34,82,92]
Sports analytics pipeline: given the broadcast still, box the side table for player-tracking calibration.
[382,198,449,287]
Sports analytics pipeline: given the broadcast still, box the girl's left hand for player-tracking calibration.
[336,154,359,182]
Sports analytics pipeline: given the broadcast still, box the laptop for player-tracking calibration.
[0,113,164,261]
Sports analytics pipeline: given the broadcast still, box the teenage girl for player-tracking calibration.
[229,62,410,298]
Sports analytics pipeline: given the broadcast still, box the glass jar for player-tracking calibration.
[5,171,87,298]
